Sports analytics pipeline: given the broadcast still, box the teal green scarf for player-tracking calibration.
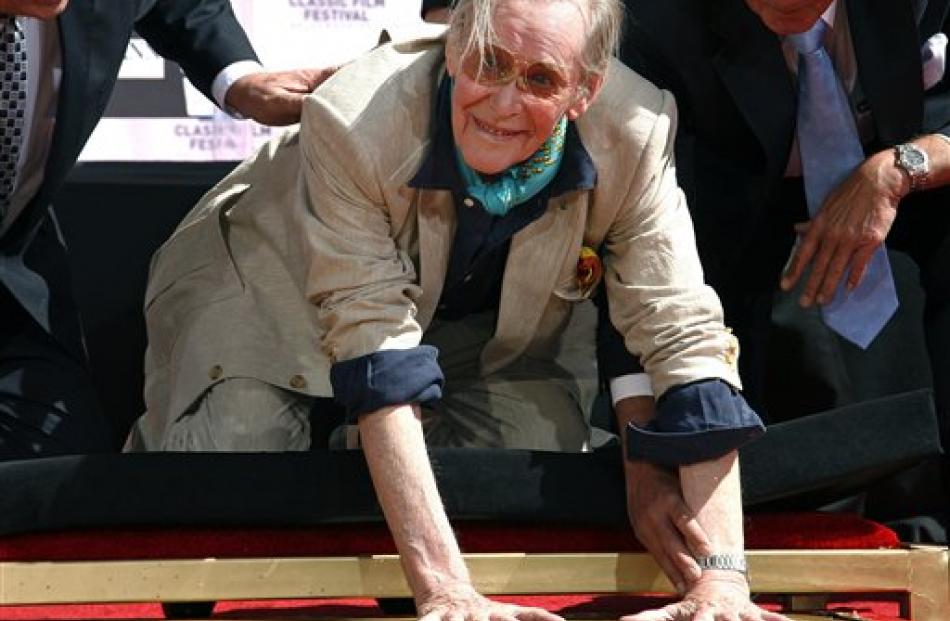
[455,115,567,217]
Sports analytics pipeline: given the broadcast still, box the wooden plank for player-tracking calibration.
[0,549,929,606]
[906,545,949,621]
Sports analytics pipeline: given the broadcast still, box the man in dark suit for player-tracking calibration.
[0,0,333,459]
[619,0,950,538]
[619,0,950,410]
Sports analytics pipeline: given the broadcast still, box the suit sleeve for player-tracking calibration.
[602,89,763,464]
[922,5,950,137]
[286,93,442,417]
[603,90,738,396]
[134,0,258,102]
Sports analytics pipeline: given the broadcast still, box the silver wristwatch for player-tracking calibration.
[894,142,930,191]
[695,553,748,574]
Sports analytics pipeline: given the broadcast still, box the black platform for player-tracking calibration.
[0,388,938,536]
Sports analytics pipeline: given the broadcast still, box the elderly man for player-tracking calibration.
[0,0,334,459]
[130,0,791,618]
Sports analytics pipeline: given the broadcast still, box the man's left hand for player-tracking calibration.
[225,68,337,126]
[780,148,908,307]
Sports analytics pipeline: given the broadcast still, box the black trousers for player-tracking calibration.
[0,219,111,460]
[712,179,950,540]
[713,180,948,427]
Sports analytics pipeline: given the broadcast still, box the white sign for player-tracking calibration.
[117,38,164,80]
[80,0,426,162]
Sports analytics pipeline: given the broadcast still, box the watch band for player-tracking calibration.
[695,553,748,574]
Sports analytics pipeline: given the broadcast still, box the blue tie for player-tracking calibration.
[790,20,898,349]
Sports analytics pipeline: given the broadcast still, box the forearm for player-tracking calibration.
[358,403,471,601]
[136,0,257,98]
[679,451,744,556]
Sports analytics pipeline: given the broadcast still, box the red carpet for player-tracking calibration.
[0,594,905,620]
[0,512,899,561]
[0,513,908,619]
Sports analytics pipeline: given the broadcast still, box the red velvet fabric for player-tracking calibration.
[0,512,898,562]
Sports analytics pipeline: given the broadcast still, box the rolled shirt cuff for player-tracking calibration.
[609,373,654,406]
[626,379,765,466]
[330,345,444,418]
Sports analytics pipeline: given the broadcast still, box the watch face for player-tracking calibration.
[900,145,929,174]
[905,150,926,167]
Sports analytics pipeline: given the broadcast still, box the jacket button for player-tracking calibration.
[208,365,223,380]
[463,197,475,208]
[289,374,307,390]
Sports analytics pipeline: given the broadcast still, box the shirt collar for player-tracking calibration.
[409,76,597,196]
[823,1,837,29]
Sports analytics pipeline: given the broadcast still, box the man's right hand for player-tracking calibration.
[625,460,712,593]
[225,67,338,126]
[418,582,564,621]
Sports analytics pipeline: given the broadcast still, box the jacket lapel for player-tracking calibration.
[708,0,797,179]
[415,188,456,329]
[35,1,96,213]
[4,3,94,255]
[481,194,587,374]
[848,0,923,144]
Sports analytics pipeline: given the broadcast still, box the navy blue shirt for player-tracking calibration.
[410,79,598,320]
[329,77,764,466]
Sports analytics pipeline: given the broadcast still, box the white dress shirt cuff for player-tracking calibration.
[609,373,654,406]
[211,60,265,118]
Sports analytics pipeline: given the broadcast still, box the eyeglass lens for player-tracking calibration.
[462,45,571,100]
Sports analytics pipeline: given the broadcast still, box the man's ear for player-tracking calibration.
[565,71,604,120]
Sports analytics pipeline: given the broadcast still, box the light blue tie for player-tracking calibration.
[790,19,898,349]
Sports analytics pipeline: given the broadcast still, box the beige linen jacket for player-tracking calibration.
[138,36,741,444]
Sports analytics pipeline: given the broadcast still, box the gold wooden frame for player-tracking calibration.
[0,546,946,620]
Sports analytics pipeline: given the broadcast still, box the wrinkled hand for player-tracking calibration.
[418,583,564,621]
[225,67,338,126]
[620,571,791,621]
[626,461,711,593]
[780,149,908,307]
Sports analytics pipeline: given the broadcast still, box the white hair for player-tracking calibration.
[447,0,624,78]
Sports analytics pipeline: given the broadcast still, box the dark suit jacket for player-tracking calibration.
[620,0,950,297]
[0,0,257,356]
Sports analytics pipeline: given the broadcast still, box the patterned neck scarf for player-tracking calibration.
[455,114,567,217]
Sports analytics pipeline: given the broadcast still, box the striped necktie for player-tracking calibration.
[790,19,898,349]
[0,15,27,221]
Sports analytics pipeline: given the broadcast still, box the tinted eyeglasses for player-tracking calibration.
[460,44,576,101]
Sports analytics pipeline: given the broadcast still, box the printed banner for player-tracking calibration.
[79,0,426,162]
